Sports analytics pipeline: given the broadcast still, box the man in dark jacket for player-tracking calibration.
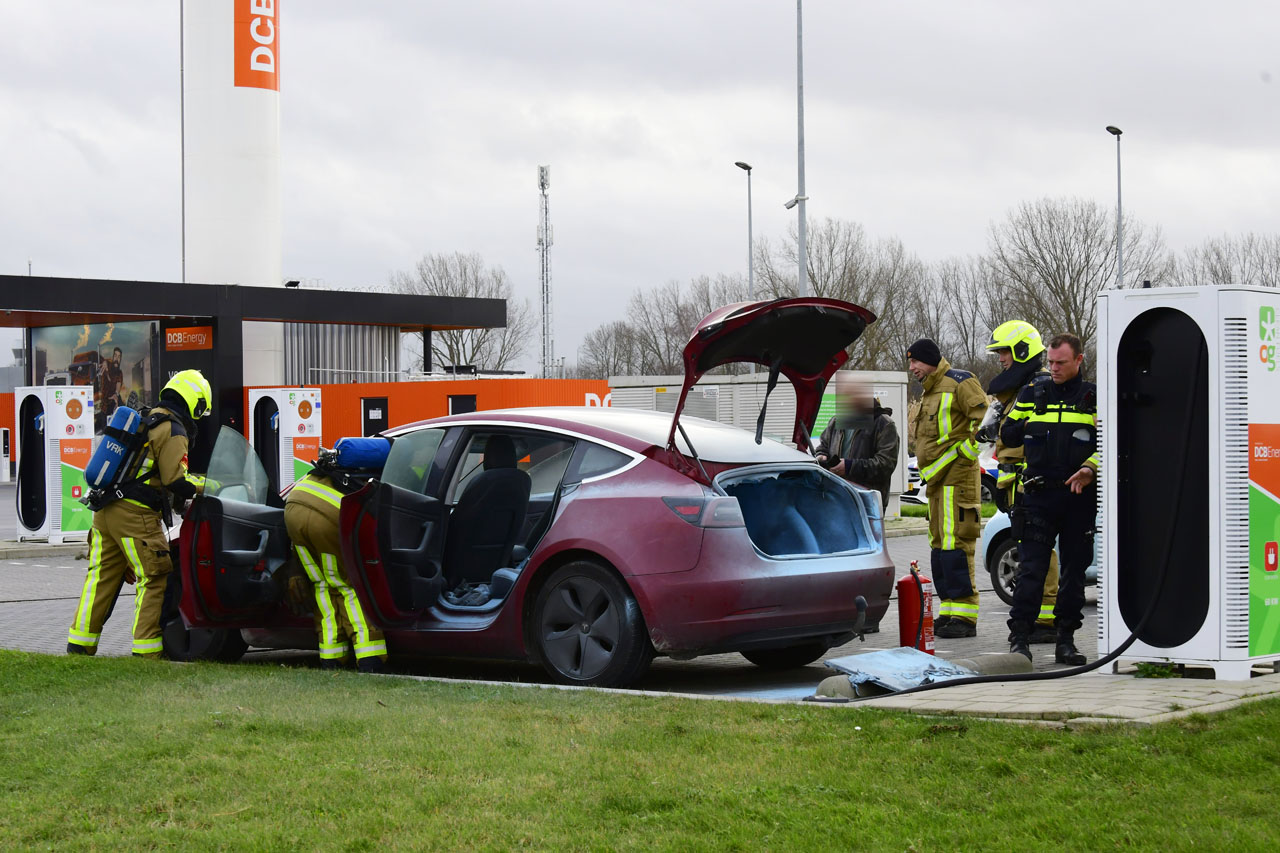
[815,371,900,507]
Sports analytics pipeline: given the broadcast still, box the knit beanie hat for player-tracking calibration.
[906,338,941,367]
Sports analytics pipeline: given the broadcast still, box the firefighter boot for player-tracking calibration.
[1055,631,1086,666]
[1008,631,1032,662]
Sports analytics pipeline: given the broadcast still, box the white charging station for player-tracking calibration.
[0,426,11,484]
[247,388,322,493]
[1098,285,1280,678]
[14,386,94,543]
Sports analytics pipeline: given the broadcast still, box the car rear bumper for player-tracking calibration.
[628,528,895,656]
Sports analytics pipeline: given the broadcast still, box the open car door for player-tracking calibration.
[340,428,449,628]
[666,297,876,457]
[178,426,294,627]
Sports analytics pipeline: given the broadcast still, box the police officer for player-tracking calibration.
[67,370,212,657]
[284,469,388,672]
[1001,333,1098,664]
[978,320,1060,644]
[907,339,987,638]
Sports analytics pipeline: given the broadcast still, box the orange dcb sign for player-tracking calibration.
[166,326,214,352]
[234,0,280,91]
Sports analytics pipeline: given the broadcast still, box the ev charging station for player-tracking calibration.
[1098,285,1280,678]
[14,386,94,543]
[247,388,322,495]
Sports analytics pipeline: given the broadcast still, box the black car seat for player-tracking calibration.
[444,435,532,586]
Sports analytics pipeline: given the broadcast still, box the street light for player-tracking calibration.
[794,0,809,296]
[1106,125,1123,288]
[734,161,754,301]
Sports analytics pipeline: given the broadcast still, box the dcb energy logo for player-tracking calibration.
[1261,306,1278,372]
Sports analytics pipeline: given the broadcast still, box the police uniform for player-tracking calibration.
[1001,371,1099,662]
[284,471,387,671]
[984,321,1059,639]
[67,371,211,657]
[910,351,988,634]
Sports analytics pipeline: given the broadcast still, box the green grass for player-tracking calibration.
[900,501,997,519]
[2,650,1278,851]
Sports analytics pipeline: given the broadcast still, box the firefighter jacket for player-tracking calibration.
[1000,372,1099,481]
[986,356,1049,489]
[285,471,345,525]
[911,357,987,485]
[814,401,900,505]
[122,405,206,513]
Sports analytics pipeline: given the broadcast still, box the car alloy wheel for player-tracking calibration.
[532,561,652,687]
[989,537,1020,607]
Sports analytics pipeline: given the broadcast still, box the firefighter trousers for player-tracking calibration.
[67,501,172,657]
[927,465,980,625]
[283,502,387,663]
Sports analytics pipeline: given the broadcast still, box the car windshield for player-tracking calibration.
[203,426,272,505]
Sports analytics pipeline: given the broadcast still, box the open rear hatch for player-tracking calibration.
[666,297,876,454]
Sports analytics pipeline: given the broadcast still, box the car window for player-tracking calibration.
[574,442,632,482]
[449,431,576,502]
[382,428,446,494]
[204,426,272,504]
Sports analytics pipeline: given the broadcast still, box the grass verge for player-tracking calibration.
[901,502,997,519]
[1,650,1277,851]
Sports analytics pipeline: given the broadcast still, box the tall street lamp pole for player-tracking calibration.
[734,161,754,301]
[795,0,809,296]
[1106,125,1124,288]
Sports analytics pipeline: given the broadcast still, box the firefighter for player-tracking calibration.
[977,320,1060,644]
[907,339,987,638]
[67,369,212,657]
[284,470,388,672]
[1001,333,1098,665]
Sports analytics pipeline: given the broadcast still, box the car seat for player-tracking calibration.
[444,434,532,586]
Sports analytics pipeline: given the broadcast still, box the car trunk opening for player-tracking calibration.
[667,298,876,456]
[716,466,879,558]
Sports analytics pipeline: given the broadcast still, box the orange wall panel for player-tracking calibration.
[244,379,611,448]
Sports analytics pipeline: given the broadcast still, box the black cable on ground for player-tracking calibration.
[869,344,1204,701]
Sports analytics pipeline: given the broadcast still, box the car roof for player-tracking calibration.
[390,406,814,465]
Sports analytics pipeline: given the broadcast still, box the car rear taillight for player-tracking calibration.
[662,496,745,528]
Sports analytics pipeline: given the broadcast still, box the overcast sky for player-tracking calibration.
[1,1,1277,371]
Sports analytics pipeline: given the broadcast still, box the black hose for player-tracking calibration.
[878,343,1203,700]
[911,563,925,652]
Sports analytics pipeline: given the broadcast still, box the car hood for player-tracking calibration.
[666,297,876,452]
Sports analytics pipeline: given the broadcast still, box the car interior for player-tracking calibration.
[722,468,874,557]
[386,429,576,612]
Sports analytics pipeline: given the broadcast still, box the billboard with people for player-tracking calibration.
[29,322,157,432]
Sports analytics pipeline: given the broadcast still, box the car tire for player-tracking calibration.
[741,641,829,670]
[531,561,653,687]
[162,621,249,663]
[980,473,997,505]
[159,569,249,663]
[988,536,1019,607]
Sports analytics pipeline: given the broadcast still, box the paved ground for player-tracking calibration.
[3,488,1277,725]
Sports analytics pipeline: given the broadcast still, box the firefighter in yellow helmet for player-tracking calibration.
[284,469,388,673]
[67,370,212,657]
[907,339,987,638]
[977,321,1060,644]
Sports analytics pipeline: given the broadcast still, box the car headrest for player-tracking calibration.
[483,435,517,470]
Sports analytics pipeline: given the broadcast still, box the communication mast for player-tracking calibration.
[537,165,555,378]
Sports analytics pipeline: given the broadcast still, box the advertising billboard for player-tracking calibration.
[30,322,157,433]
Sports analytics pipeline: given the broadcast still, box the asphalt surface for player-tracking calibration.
[0,509,1097,701]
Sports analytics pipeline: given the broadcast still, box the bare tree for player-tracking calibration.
[985,197,1171,351]
[390,252,534,371]
[579,320,643,379]
[1168,233,1280,287]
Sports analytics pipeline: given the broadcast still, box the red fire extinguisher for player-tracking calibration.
[897,560,935,655]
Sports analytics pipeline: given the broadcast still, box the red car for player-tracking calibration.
[168,298,895,686]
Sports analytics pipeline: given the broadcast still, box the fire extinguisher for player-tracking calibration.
[897,560,935,654]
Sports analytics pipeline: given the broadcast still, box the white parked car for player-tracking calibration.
[980,509,1099,606]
